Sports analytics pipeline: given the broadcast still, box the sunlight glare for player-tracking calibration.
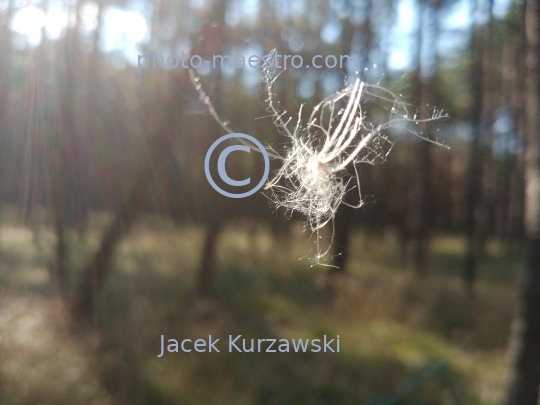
[100,6,148,56]
[45,9,68,40]
[10,6,45,47]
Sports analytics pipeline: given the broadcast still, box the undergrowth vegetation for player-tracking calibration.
[0,217,520,404]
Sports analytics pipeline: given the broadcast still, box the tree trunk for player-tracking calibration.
[409,0,437,276]
[331,203,353,271]
[197,222,221,297]
[70,134,175,321]
[70,176,149,321]
[53,204,68,298]
[463,0,486,297]
[327,215,350,300]
[505,2,527,258]
[476,0,496,262]
[505,0,540,403]
[410,140,431,276]
[327,0,373,275]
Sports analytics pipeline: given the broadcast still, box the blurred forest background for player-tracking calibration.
[1,0,540,404]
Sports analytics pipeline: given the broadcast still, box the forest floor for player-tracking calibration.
[0,215,521,404]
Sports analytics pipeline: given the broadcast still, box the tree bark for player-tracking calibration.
[505,2,527,258]
[70,167,153,321]
[409,0,438,276]
[327,207,351,298]
[463,0,486,296]
[505,0,540,403]
[197,222,221,297]
[476,0,496,262]
[331,202,353,272]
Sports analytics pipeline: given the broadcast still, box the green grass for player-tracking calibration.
[0,218,519,405]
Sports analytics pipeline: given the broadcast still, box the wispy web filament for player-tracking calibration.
[191,52,447,266]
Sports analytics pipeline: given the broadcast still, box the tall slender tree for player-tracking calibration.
[505,0,540,403]
[409,0,441,275]
[463,0,487,296]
